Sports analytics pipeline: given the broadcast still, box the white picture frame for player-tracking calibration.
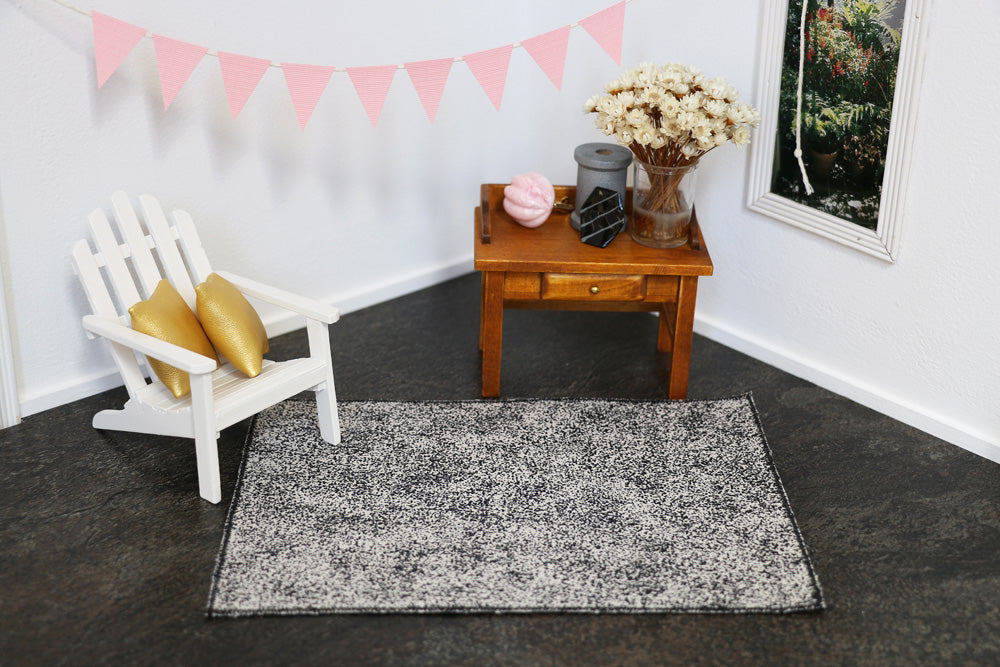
[747,0,931,262]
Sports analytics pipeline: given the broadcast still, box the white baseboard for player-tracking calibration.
[23,258,997,469]
[20,368,129,418]
[0,284,20,428]
[694,314,1000,465]
[18,256,474,418]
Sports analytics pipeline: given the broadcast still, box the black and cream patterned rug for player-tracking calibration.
[207,396,824,617]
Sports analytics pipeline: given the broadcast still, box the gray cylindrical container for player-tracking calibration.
[570,143,633,230]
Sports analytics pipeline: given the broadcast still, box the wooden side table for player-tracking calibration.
[474,183,713,398]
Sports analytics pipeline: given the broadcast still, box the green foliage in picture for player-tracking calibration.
[772,0,903,229]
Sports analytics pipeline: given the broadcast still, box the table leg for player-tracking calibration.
[657,302,675,353]
[667,276,699,399]
[481,271,505,397]
[478,273,485,351]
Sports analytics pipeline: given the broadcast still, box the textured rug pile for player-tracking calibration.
[208,396,824,616]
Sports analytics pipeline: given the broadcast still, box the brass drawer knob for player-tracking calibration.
[590,286,600,294]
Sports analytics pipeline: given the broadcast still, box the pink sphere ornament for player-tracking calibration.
[503,173,556,228]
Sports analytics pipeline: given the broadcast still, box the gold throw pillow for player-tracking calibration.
[129,280,220,399]
[195,273,269,378]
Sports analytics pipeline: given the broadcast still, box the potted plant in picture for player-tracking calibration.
[841,134,883,186]
[801,104,841,151]
[583,63,759,248]
[801,99,846,180]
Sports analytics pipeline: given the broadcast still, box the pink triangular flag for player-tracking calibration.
[405,59,453,123]
[579,1,626,65]
[153,35,208,110]
[464,45,513,111]
[92,11,148,88]
[521,26,571,90]
[282,63,335,129]
[218,52,272,118]
[347,65,397,126]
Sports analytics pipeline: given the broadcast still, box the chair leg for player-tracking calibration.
[307,320,341,444]
[316,383,341,445]
[194,434,222,504]
[189,374,221,503]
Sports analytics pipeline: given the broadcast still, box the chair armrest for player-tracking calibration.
[82,315,219,374]
[214,271,340,324]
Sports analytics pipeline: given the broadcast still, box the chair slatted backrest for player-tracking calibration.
[110,191,162,297]
[72,192,216,400]
[171,208,213,285]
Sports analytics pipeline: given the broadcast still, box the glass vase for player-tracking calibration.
[630,161,698,248]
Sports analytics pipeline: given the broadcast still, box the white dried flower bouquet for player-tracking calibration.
[584,62,760,169]
[584,62,759,245]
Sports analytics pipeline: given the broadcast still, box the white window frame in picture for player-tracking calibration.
[746,0,931,263]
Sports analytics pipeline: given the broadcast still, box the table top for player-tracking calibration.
[474,184,713,277]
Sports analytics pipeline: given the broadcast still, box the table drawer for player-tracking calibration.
[541,273,645,301]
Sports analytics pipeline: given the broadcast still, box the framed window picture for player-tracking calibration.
[747,0,930,262]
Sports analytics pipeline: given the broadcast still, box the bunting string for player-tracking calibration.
[52,0,631,128]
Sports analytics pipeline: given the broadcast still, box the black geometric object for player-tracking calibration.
[578,187,626,248]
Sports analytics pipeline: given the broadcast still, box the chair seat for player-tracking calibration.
[137,358,329,432]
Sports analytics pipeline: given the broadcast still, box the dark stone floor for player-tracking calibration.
[3,273,999,665]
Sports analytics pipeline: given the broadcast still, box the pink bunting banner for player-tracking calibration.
[218,52,272,118]
[152,36,208,110]
[92,11,147,88]
[405,59,453,123]
[579,1,626,66]
[282,63,336,130]
[463,45,513,111]
[91,2,628,123]
[347,65,398,126]
[521,26,571,90]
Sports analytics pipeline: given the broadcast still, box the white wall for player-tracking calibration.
[1,1,997,462]
[0,0,626,412]
[690,0,1000,462]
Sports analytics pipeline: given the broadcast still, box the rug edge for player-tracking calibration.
[333,393,761,408]
[745,393,827,611]
[204,410,263,618]
[207,601,827,619]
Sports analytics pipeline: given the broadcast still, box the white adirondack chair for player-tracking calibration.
[71,191,340,504]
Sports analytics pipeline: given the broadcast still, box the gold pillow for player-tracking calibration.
[129,280,220,399]
[195,273,269,378]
